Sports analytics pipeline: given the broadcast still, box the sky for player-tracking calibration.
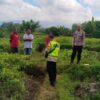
[0,0,100,27]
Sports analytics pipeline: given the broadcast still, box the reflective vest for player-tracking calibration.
[48,40,60,57]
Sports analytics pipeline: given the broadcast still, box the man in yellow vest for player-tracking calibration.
[45,34,60,87]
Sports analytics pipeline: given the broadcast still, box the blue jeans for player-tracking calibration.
[24,48,32,55]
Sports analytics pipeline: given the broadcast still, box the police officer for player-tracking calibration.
[45,34,60,87]
[70,25,85,64]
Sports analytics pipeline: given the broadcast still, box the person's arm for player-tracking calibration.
[82,31,85,46]
[24,39,32,41]
[23,34,33,41]
[72,33,75,47]
[23,34,31,41]
[45,42,51,58]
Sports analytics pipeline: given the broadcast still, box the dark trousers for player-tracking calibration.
[11,47,18,53]
[71,46,83,64]
[24,48,32,55]
[47,61,57,85]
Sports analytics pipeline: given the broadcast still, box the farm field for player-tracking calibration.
[0,35,100,100]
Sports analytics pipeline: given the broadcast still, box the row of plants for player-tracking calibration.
[56,49,100,100]
[0,36,100,53]
[0,52,45,100]
[68,63,100,81]
[0,68,26,100]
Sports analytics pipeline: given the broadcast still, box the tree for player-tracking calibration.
[45,27,60,36]
[20,20,40,32]
[1,22,20,33]
[45,26,72,36]
[58,26,72,36]
[81,21,93,36]
[81,18,100,38]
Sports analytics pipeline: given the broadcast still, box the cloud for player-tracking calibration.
[33,0,93,25]
[0,0,41,21]
[0,0,93,27]
[83,0,100,24]
[83,0,100,13]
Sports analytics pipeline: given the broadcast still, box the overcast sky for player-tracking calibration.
[0,0,100,27]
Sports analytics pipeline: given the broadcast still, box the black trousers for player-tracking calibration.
[71,46,83,64]
[11,47,18,53]
[47,61,56,85]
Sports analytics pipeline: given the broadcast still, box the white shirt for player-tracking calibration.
[23,33,34,48]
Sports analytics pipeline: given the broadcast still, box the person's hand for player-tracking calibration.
[45,51,48,58]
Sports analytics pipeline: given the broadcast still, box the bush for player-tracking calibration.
[46,27,60,36]
[68,64,100,81]
[90,92,100,100]
[91,63,100,81]
[0,32,5,38]
[0,68,26,100]
[68,65,91,81]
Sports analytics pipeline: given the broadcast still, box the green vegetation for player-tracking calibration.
[0,52,45,100]
[1,17,100,38]
[0,34,100,100]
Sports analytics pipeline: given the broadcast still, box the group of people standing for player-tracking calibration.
[10,29,34,55]
[9,25,85,87]
[45,25,85,87]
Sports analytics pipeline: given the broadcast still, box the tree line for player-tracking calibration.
[0,17,100,38]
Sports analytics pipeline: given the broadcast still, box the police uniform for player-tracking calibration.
[46,40,60,86]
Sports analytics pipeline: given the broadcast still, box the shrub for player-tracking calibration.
[68,65,91,81]
[0,68,26,100]
[90,92,100,100]
[68,64,100,81]
[91,63,100,81]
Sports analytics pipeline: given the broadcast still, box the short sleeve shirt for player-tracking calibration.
[10,33,20,48]
[73,31,85,46]
[23,33,34,48]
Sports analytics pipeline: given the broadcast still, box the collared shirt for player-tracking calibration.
[73,30,85,46]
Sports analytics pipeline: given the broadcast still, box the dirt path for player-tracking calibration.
[25,75,41,100]
[36,76,58,100]
[23,65,46,100]
[24,75,58,100]
[23,64,58,100]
